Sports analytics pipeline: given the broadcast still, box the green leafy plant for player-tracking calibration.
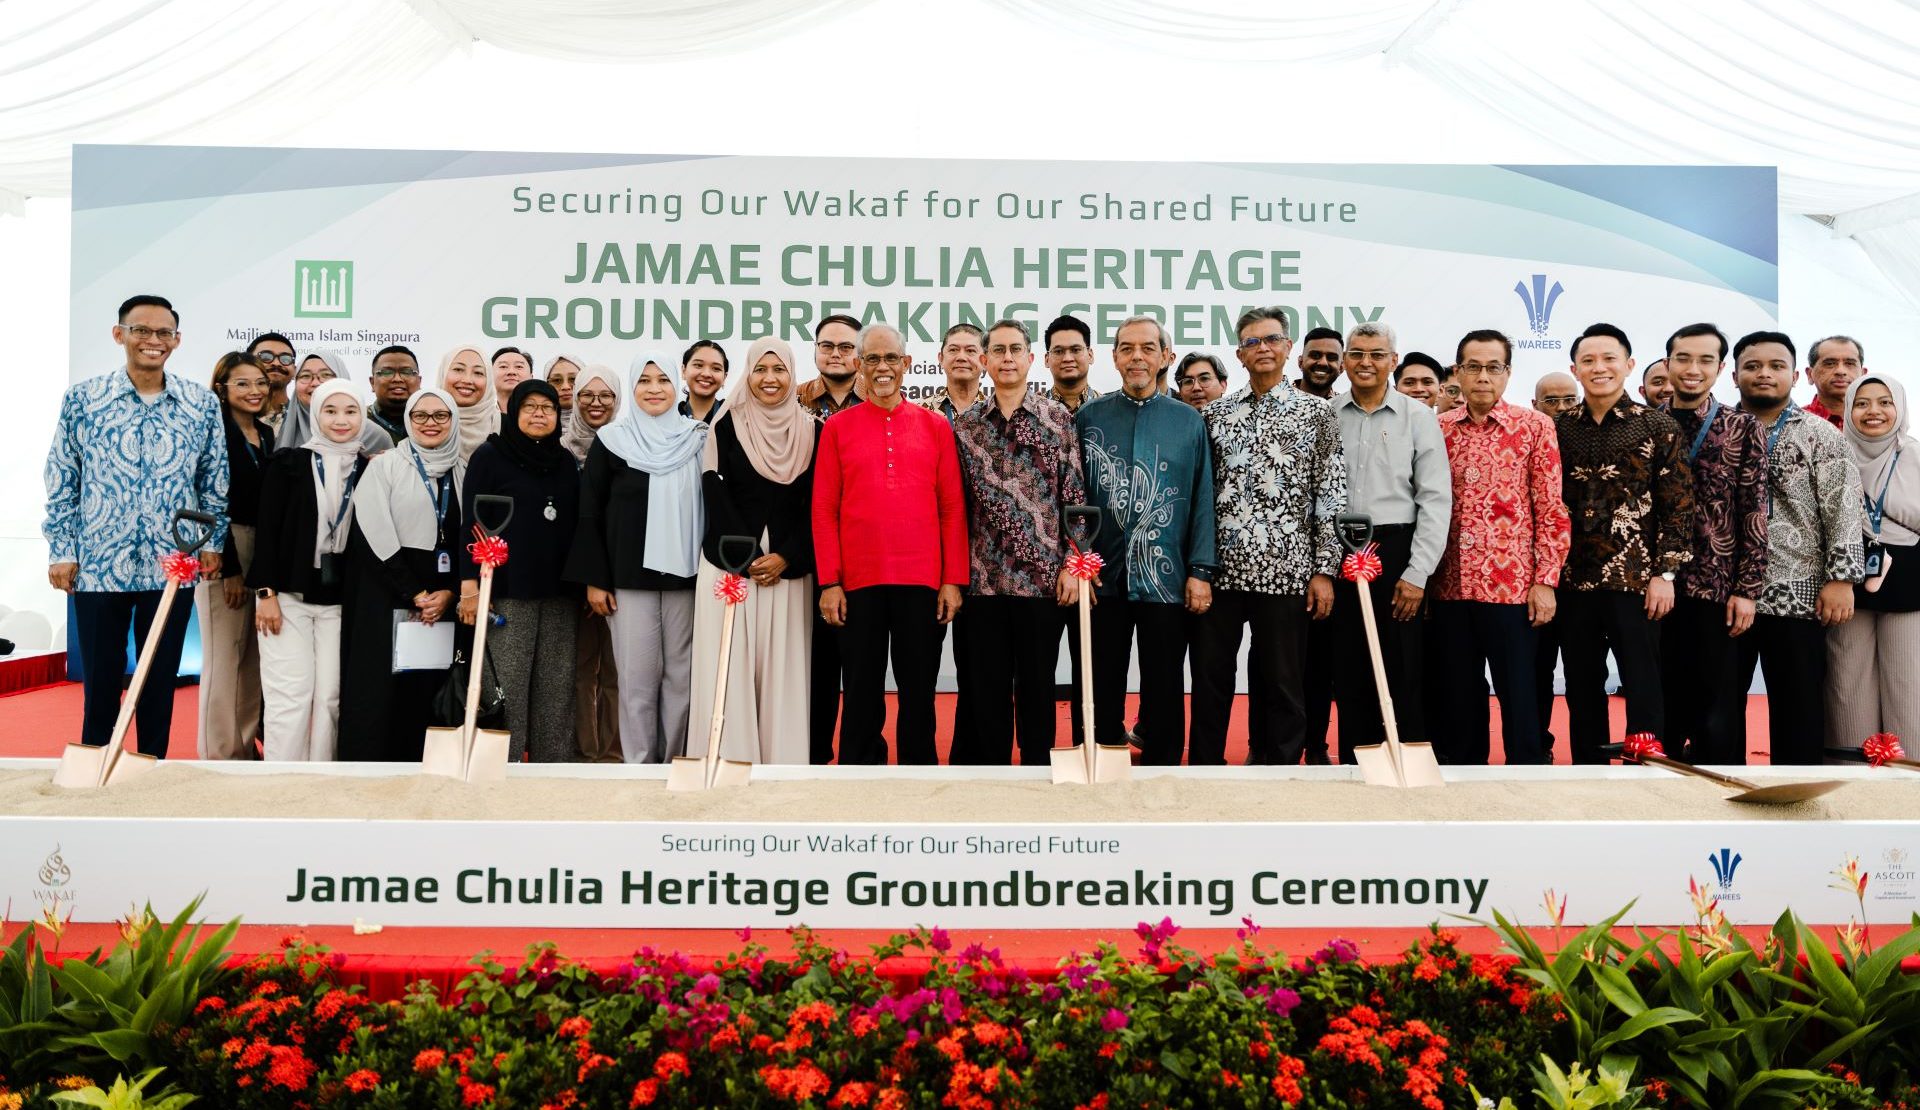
[1532,1055,1649,1109]
[48,1069,196,1109]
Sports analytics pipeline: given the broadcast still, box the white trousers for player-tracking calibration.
[258,591,341,762]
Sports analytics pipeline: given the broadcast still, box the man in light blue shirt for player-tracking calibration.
[45,295,228,758]
[1329,321,1451,762]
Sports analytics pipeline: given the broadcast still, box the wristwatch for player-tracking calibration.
[255,587,276,599]
[1658,571,1676,583]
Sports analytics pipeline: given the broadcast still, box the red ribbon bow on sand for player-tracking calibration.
[1341,542,1383,584]
[1623,732,1666,761]
[1065,547,1104,582]
[1864,732,1906,767]
[160,550,201,586]
[714,574,749,605]
[468,526,509,569]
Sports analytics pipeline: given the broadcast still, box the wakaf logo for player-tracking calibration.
[1708,848,1742,890]
[1513,273,1564,337]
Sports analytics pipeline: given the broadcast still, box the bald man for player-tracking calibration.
[1533,372,1580,418]
[1528,370,1579,760]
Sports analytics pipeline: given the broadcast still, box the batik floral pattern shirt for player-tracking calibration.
[1432,401,1570,604]
[1555,398,1693,593]
[1750,406,1866,618]
[1076,392,1217,604]
[953,393,1085,598]
[1666,402,1769,603]
[1203,382,1346,595]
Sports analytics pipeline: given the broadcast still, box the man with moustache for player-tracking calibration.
[813,323,968,765]
[365,345,422,443]
[677,340,729,423]
[1294,326,1343,400]
[1329,323,1450,762]
[1076,317,1217,765]
[1555,323,1693,763]
[800,313,867,420]
[1658,323,1768,764]
[1640,359,1674,408]
[800,313,865,762]
[1530,370,1582,757]
[952,320,1083,766]
[247,332,297,432]
[1043,315,1102,414]
[1191,307,1346,765]
[1804,335,1865,430]
[1729,330,1864,763]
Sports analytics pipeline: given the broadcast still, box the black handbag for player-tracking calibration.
[432,645,506,729]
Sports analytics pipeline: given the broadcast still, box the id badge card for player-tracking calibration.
[1864,543,1889,592]
[437,551,452,575]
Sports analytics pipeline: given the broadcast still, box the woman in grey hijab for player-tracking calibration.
[280,350,394,456]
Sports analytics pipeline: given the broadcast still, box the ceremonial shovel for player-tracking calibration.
[53,509,216,789]
[1336,514,1445,789]
[667,536,759,792]
[423,495,515,783]
[1613,735,1848,805]
[1050,506,1131,785]
[1825,734,1920,773]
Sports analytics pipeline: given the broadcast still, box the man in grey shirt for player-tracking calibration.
[1328,322,1452,762]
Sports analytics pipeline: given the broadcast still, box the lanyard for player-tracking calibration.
[408,448,452,529]
[1686,397,1720,463]
[1763,403,1794,460]
[1867,448,1903,538]
[312,454,362,544]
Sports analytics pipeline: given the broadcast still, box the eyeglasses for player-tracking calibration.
[816,341,857,356]
[519,402,559,415]
[1179,373,1220,387]
[861,353,908,369]
[1459,362,1507,375]
[294,370,336,385]
[577,389,616,405]
[408,410,453,426]
[1047,344,1089,359]
[123,325,178,342]
[1238,334,1288,351]
[1346,351,1394,364]
[987,344,1028,357]
[372,367,420,380]
[254,351,296,366]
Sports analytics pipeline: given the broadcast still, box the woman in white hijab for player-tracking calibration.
[562,363,625,761]
[564,353,707,763]
[438,344,498,461]
[338,388,467,761]
[251,379,369,761]
[280,350,394,456]
[1828,373,1920,746]
[687,337,820,766]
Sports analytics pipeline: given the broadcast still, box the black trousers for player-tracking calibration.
[1534,617,1562,760]
[957,596,1062,766]
[1661,595,1750,764]
[839,585,941,765]
[1558,588,1664,764]
[1055,606,1085,745]
[1733,614,1828,765]
[1432,600,1542,765]
[73,589,193,757]
[932,605,979,760]
[1331,525,1425,762]
[1064,597,1189,764]
[808,591,843,764]
[1190,589,1306,765]
[1302,614,1335,764]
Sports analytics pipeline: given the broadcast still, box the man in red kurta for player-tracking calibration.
[813,323,969,764]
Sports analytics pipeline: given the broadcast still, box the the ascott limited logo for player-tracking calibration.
[1873,847,1914,902]
[1513,273,1565,350]
[295,260,354,318]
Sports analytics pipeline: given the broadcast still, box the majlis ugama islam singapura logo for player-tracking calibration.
[295,260,353,319]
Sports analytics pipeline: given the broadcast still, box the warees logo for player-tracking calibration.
[295,260,354,319]
[1708,847,1743,900]
[1513,273,1565,350]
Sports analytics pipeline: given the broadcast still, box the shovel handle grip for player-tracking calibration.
[1335,512,1374,555]
[473,494,515,537]
[172,509,217,554]
[717,534,759,576]
[1065,505,1102,546]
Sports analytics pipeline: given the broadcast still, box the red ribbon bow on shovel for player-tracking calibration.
[1065,547,1105,581]
[1864,732,1906,767]
[1623,732,1667,761]
[468,527,509,569]
[1341,542,1383,584]
[714,574,749,605]
[160,550,202,586]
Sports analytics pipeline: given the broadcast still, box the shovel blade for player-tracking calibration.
[1353,743,1406,788]
[1729,780,1849,805]
[1049,745,1091,785]
[1397,742,1446,788]
[103,750,159,786]
[665,755,711,792]
[465,728,512,783]
[1092,743,1133,783]
[421,728,467,779]
[711,759,753,788]
[51,743,108,789]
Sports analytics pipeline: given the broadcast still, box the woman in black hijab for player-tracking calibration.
[457,379,580,762]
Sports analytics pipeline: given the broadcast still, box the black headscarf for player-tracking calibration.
[489,379,572,475]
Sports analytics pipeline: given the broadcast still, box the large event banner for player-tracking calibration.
[6,816,1913,930]
[70,146,1777,399]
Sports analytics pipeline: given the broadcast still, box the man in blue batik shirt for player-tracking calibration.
[1073,315,1217,766]
[45,295,228,759]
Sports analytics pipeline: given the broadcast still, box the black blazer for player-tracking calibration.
[219,412,275,576]
[252,448,365,605]
[700,414,818,578]
[459,440,579,600]
[565,439,697,593]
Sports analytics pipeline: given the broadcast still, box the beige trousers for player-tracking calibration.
[194,524,262,759]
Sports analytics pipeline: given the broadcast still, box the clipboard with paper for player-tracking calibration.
[392,609,455,672]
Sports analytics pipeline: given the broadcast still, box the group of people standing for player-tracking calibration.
[44,294,1915,770]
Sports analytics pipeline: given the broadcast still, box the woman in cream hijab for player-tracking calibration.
[686,337,820,766]
[438,344,498,461]
[1828,373,1920,747]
